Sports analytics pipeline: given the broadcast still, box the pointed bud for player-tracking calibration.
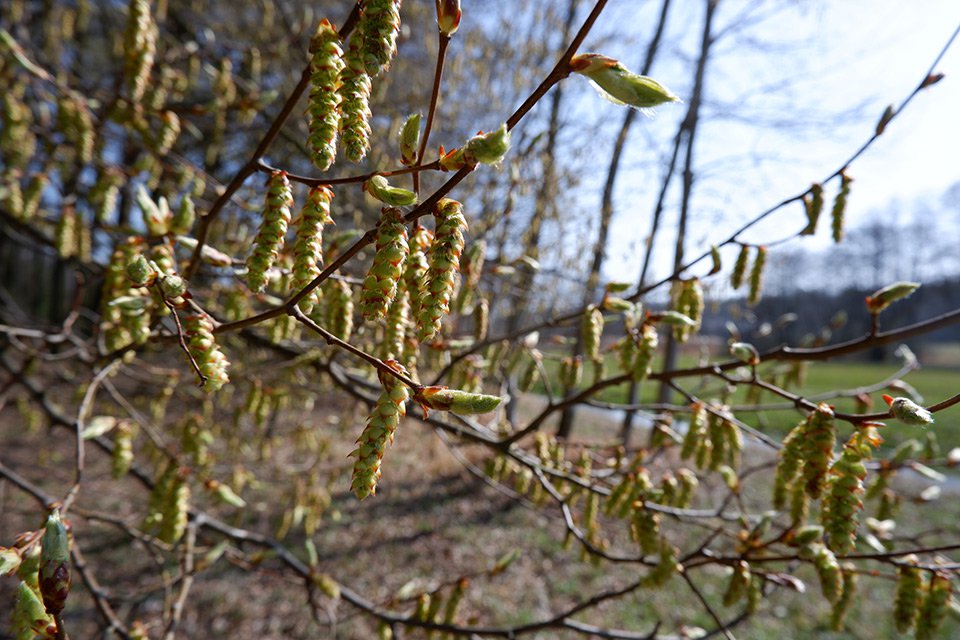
[436,0,461,36]
[464,123,511,165]
[866,282,920,313]
[399,112,422,165]
[416,386,502,415]
[883,395,934,426]
[570,53,680,109]
[126,254,157,286]
[39,510,71,615]
[364,175,418,206]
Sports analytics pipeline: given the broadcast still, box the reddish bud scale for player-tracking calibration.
[247,171,294,293]
[307,21,345,171]
[339,34,373,162]
[350,361,411,499]
[361,207,409,320]
[293,186,334,313]
[418,199,467,341]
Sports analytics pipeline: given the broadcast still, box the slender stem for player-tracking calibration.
[413,33,450,194]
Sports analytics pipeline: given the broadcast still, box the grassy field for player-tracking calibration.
[537,351,960,450]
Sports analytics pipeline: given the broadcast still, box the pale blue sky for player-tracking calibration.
[579,0,960,285]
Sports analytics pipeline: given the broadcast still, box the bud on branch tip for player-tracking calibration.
[570,53,680,110]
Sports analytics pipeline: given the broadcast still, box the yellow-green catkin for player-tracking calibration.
[801,403,836,499]
[624,322,658,382]
[722,561,751,607]
[112,420,135,478]
[184,313,230,392]
[159,471,190,545]
[672,278,703,342]
[418,198,466,341]
[361,207,409,320]
[915,572,952,640]
[54,205,78,259]
[349,361,410,499]
[473,296,489,341]
[559,355,583,389]
[293,186,334,312]
[307,20,344,171]
[829,563,857,631]
[323,279,354,341]
[730,244,749,290]
[357,0,402,76]
[630,501,660,555]
[643,542,680,588]
[123,0,157,104]
[57,94,95,164]
[90,167,124,223]
[454,239,486,312]
[680,402,708,461]
[339,32,373,163]
[404,224,432,324]
[773,417,806,510]
[893,557,923,633]
[383,286,409,360]
[582,305,603,364]
[247,171,294,293]
[832,170,852,243]
[813,544,842,604]
[821,430,869,555]
[747,246,766,306]
[801,183,823,235]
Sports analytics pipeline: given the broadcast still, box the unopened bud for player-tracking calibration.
[464,123,510,165]
[399,112,422,165]
[416,386,502,415]
[364,175,417,206]
[436,0,461,36]
[39,510,71,615]
[126,254,157,286]
[883,395,934,426]
[570,53,679,109]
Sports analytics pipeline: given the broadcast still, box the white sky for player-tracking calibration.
[583,0,960,285]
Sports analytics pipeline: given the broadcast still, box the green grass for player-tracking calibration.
[536,351,960,450]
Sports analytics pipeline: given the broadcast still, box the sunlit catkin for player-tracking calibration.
[730,244,749,290]
[361,207,408,319]
[357,0,402,76]
[747,245,767,306]
[832,170,852,243]
[293,186,334,312]
[339,33,373,162]
[246,171,293,293]
[123,0,157,104]
[307,20,344,171]
[349,361,410,499]
[821,430,868,555]
[418,198,467,340]
[184,313,230,392]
